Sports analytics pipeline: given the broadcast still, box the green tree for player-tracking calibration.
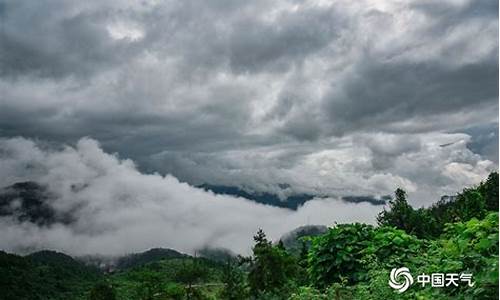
[364,226,422,268]
[308,223,374,288]
[164,282,186,300]
[219,260,247,300]
[377,188,415,232]
[247,229,299,298]
[175,257,208,299]
[298,240,308,268]
[88,283,116,300]
[133,270,163,300]
[479,172,499,211]
[277,239,285,250]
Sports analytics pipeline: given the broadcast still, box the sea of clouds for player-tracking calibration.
[0,137,381,256]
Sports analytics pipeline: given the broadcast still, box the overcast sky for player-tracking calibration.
[0,0,498,254]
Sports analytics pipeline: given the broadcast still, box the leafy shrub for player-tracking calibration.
[308,223,374,287]
[219,260,247,300]
[164,282,185,300]
[417,212,499,299]
[378,172,499,239]
[88,283,116,300]
[365,226,423,269]
[246,229,300,299]
[306,206,498,299]
[308,224,423,288]
[477,172,499,211]
[0,250,103,300]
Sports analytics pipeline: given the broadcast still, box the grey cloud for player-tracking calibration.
[0,0,497,213]
[459,122,499,163]
[263,0,498,141]
[0,1,144,78]
[227,6,341,73]
[0,137,379,255]
[323,59,498,135]
[355,133,422,170]
[411,0,498,23]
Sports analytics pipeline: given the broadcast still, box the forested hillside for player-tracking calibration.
[0,172,498,300]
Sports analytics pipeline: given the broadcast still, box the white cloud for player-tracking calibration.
[107,22,144,41]
[0,0,497,255]
[0,137,380,256]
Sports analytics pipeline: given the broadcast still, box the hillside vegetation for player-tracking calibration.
[0,172,498,300]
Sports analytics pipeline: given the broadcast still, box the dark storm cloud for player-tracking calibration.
[411,0,498,22]
[459,122,499,163]
[323,59,498,135]
[0,0,497,204]
[259,0,498,142]
[0,1,145,78]
[227,6,341,73]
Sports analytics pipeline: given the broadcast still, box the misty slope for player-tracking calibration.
[198,184,387,209]
[0,248,227,300]
[197,247,238,263]
[198,184,314,209]
[0,170,497,300]
[0,181,383,220]
[109,256,225,300]
[0,227,309,300]
[114,248,187,270]
[0,250,102,300]
[278,225,328,255]
[0,182,63,226]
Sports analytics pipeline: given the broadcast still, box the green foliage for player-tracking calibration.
[88,283,117,300]
[478,172,499,211]
[219,260,247,300]
[377,189,414,231]
[175,258,210,299]
[246,229,300,299]
[0,250,102,300]
[110,257,223,300]
[377,188,439,238]
[307,172,498,299]
[365,226,422,268]
[0,172,497,300]
[131,270,164,300]
[308,223,374,287]
[337,268,452,300]
[289,286,327,300]
[414,212,499,299]
[308,224,422,288]
[164,282,186,299]
[301,210,499,299]
[378,172,499,238]
[115,248,186,270]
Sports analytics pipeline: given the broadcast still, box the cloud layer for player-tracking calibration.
[0,137,380,255]
[0,0,497,254]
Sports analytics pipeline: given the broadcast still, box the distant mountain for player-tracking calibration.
[198,184,387,209]
[196,247,238,263]
[114,248,187,270]
[0,250,102,300]
[79,248,188,272]
[279,225,328,255]
[29,250,86,267]
[0,181,386,230]
[341,195,389,206]
[0,182,59,225]
[198,184,315,210]
[1,248,222,300]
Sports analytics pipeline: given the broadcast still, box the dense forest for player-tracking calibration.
[0,172,498,300]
